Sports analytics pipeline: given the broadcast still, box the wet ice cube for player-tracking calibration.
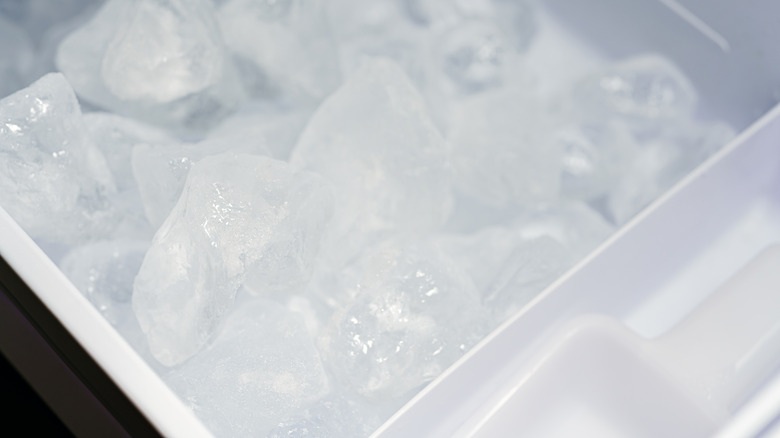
[132,129,271,229]
[291,58,452,265]
[573,54,697,124]
[165,298,329,437]
[132,153,333,366]
[84,112,174,191]
[56,0,241,130]
[319,242,488,401]
[449,88,560,206]
[556,120,639,201]
[219,0,341,101]
[0,73,117,244]
[60,239,149,325]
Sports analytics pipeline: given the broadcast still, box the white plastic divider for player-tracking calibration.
[0,207,213,438]
[373,101,780,437]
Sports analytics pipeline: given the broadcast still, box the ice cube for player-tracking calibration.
[291,58,452,265]
[84,112,174,192]
[218,0,341,102]
[319,242,488,400]
[132,153,333,366]
[60,239,149,325]
[573,54,697,125]
[556,120,639,201]
[165,298,330,437]
[131,126,271,229]
[0,73,118,244]
[449,88,560,206]
[56,0,241,130]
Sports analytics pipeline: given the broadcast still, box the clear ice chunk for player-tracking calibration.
[0,73,118,244]
[449,88,560,206]
[131,126,271,229]
[60,239,149,325]
[165,298,330,437]
[132,153,333,366]
[291,58,452,265]
[573,54,698,125]
[319,242,488,400]
[218,0,341,101]
[56,0,241,129]
[84,112,174,192]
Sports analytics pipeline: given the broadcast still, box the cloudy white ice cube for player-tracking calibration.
[0,73,117,244]
[133,153,333,366]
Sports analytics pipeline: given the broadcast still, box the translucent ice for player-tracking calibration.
[84,112,173,192]
[319,242,488,400]
[268,391,383,438]
[573,54,697,125]
[133,153,333,366]
[0,73,117,244]
[56,0,241,129]
[206,108,311,161]
[218,0,341,102]
[291,58,452,265]
[60,239,149,325]
[449,88,560,206]
[132,126,270,229]
[165,298,329,437]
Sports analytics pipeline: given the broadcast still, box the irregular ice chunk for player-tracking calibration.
[556,120,638,201]
[84,112,174,191]
[573,54,697,125]
[60,239,149,325]
[56,0,240,129]
[0,16,34,98]
[291,58,452,265]
[132,125,271,229]
[206,108,311,161]
[133,153,333,366]
[320,242,488,400]
[165,298,329,437]
[0,73,117,244]
[219,0,341,101]
[607,120,734,224]
[449,88,560,206]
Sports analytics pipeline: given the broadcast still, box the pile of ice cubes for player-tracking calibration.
[0,0,734,436]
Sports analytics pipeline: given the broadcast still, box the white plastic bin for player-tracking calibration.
[1,0,780,437]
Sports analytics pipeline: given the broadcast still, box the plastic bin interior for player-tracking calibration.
[1,1,780,437]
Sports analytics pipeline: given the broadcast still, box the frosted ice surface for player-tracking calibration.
[84,112,173,191]
[556,120,638,201]
[0,16,34,98]
[319,242,488,400]
[206,108,311,161]
[291,58,452,265]
[573,54,697,125]
[133,153,333,366]
[165,298,329,437]
[607,120,734,224]
[0,73,118,244]
[219,0,341,101]
[60,239,149,325]
[449,88,560,206]
[268,392,383,438]
[132,127,270,229]
[56,0,241,129]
